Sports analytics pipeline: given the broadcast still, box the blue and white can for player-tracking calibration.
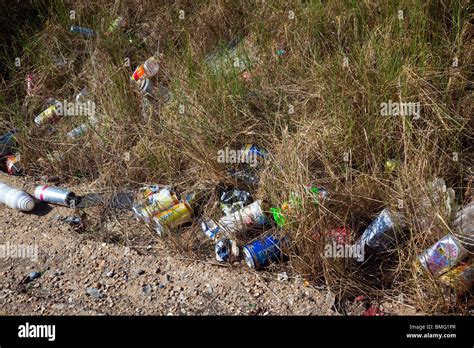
[70,26,95,37]
[201,219,220,239]
[243,235,286,269]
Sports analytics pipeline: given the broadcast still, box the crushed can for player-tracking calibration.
[152,202,193,236]
[439,263,473,296]
[34,185,77,207]
[34,105,60,127]
[418,234,468,276]
[201,219,220,239]
[215,238,239,262]
[133,187,179,224]
[356,208,406,253]
[243,235,287,269]
[220,188,251,215]
[217,200,267,237]
[5,154,22,175]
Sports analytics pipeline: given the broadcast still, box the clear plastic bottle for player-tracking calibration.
[0,182,35,211]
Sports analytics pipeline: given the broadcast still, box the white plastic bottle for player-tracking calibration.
[0,182,35,211]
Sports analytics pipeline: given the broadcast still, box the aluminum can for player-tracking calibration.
[34,105,60,127]
[217,200,267,237]
[70,25,95,37]
[34,185,77,206]
[243,235,286,269]
[419,234,468,276]
[152,202,193,236]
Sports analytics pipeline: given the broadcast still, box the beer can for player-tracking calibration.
[34,185,77,207]
[34,105,60,127]
[356,208,405,253]
[439,264,473,295]
[217,200,267,237]
[243,235,286,269]
[152,202,193,236]
[418,234,468,276]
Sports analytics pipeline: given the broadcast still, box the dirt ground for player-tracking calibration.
[0,173,419,316]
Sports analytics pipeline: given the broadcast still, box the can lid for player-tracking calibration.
[242,247,256,269]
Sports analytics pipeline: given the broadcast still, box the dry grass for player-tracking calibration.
[0,0,473,314]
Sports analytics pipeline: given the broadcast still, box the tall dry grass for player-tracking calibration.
[0,0,473,314]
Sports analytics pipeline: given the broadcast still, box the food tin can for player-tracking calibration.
[34,185,77,207]
[356,208,405,253]
[418,234,468,276]
[243,235,287,269]
[152,202,193,236]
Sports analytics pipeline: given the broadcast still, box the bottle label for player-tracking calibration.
[132,65,145,81]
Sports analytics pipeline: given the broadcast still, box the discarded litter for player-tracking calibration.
[215,237,239,262]
[439,263,473,296]
[152,202,193,236]
[132,187,179,224]
[202,200,267,240]
[418,234,468,276]
[220,188,251,215]
[86,287,103,299]
[0,130,17,157]
[0,182,35,211]
[34,185,78,207]
[4,154,23,175]
[70,25,95,37]
[453,201,474,251]
[131,56,160,82]
[34,104,60,127]
[355,208,406,255]
[277,271,288,281]
[243,234,287,269]
[23,271,41,284]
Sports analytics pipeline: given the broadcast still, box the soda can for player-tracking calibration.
[152,202,193,236]
[67,123,89,139]
[217,200,267,237]
[215,238,239,262]
[356,208,405,253]
[418,234,468,276]
[138,77,153,95]
[70,25,95,37]
[243,235,287,269]
[34,105,60,127]
[439,263,473,295]
[34,185,77,207]
[5,154,22,175]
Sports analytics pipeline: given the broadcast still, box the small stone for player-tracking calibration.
[137,269,145,276]
[86,287,103,299]
[106,270,115,278]
[165,274,171,282]
[206,284,213,294]
[142,284,152,295]
[158,283,165,289]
